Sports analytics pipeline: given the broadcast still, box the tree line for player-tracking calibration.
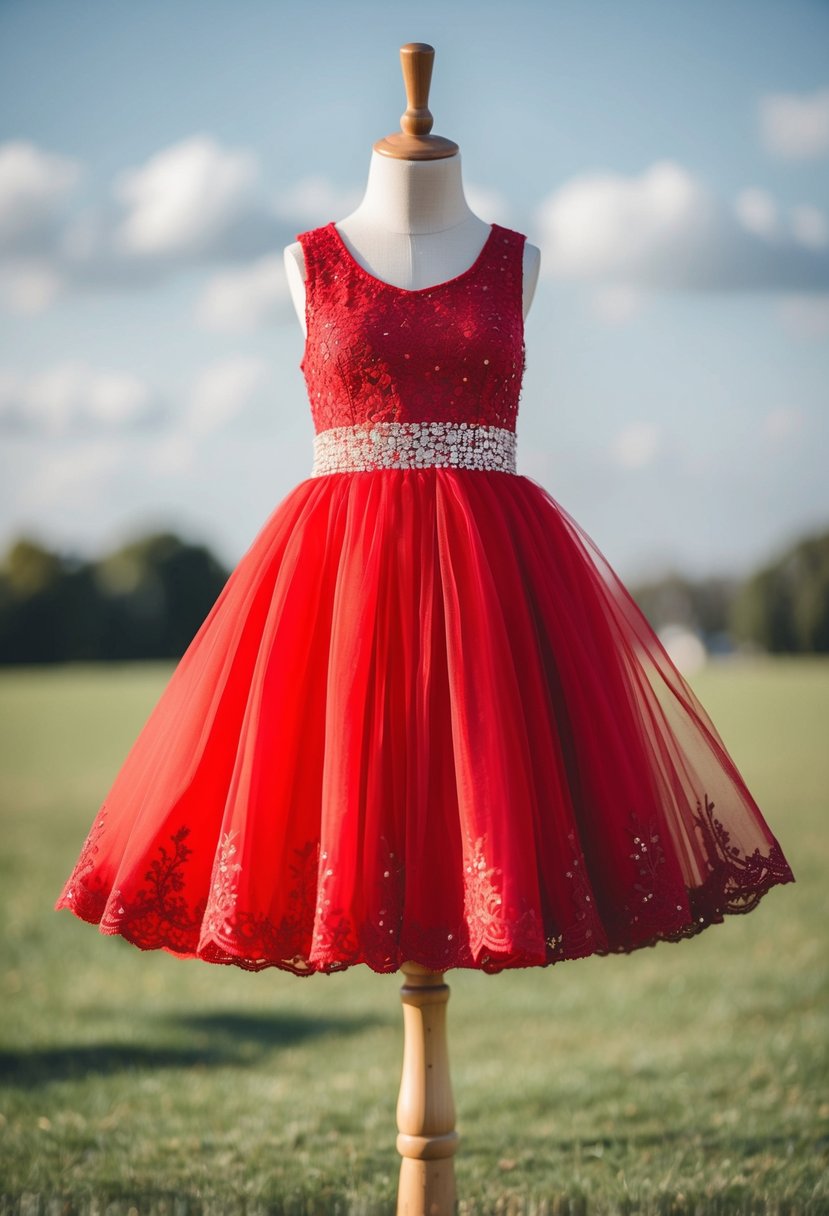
[0,524,827,665]
[0,532,229,664]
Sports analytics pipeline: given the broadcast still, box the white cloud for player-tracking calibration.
[185,355,269,436]
[0,136,291,302]
[534,160,713,280]
[4,136,824,314]
[273,174,361,225]
[195,254,289,331]
[0,361,163,436]
[17,437,127,512]
[790,203,828,250]
[147,431,196,477]
[759,87,829,160]
[610,422,661,470]
[733,188,778,238]
[778,293,829,339]
[142,355,270,477]
[0,260,63,314]
[760,406,805,441]
[113,135,260,257]
[0,354,268,452]
[734,191,828,251]
[0,140,81,249]
[589,284,646,325]
[534,161,829,293]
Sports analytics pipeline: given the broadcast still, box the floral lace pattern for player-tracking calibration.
[57,803,109,915]
[462,832,541,961]
[546,830,606,959]
[203,830,243,938]
[107,826,206,955]
[54,795,795,975]
[53,215,796,977]
[297,222,527,434]
[690,792,794,915]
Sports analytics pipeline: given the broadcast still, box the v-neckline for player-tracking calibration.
[327,221,498,295]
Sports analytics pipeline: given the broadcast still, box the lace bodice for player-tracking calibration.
[296,221,527,434]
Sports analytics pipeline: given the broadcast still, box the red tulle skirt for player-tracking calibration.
[55,468,795,974]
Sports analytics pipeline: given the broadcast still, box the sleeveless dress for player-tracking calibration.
[54,220,796,976]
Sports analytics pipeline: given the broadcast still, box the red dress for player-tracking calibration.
[54,220,795,975]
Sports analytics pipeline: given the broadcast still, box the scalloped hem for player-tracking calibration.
[54,865,795,977]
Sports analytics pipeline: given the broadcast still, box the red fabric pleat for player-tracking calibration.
[54,468,795,974]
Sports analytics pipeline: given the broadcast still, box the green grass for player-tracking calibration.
[1,657,827,1215]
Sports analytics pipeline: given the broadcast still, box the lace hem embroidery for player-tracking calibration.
[54,794,795,976]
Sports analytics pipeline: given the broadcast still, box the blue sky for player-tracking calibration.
[1,0,827,582]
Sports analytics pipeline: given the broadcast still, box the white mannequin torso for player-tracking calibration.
[284,151,540,336]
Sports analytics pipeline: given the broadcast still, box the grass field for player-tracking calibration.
[1,657,827,1215]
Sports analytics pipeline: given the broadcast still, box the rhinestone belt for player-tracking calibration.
[310,420,517,476]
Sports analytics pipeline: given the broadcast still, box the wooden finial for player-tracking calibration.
[374,42,459,161]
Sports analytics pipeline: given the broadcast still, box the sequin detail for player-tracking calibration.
[296,222,527,433]
[54,796,795,976]
[52,212,797,978]
[310,419,517,475]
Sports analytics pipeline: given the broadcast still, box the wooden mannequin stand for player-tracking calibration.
[378,45,462,1216]
[280,38,541,1215]
[396,962,459,1215]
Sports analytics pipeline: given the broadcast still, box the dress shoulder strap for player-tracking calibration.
[295,224,335,293]
[485,223,527,317]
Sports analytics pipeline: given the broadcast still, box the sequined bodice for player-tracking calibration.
[298,221,526,424]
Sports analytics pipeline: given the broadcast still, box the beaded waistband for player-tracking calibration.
[310,420,517,476]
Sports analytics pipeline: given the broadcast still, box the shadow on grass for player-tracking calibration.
[169,1007,391,1044]
[0,1008,387,1087]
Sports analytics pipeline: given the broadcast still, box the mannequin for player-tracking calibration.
[283,44,540,1216]
[284,46,540,322]
[284,150,540,317]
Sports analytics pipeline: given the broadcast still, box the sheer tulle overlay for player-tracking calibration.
[55,219,794,972]
[54,466,794,974]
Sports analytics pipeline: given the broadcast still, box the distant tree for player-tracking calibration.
[92,531,230,659]
[0,537,68,663]
[0,531,229,664]
[627,570,741,644]
[731,528,829,653]
[2,522,828,663]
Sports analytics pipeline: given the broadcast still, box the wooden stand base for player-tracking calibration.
[396,961,459,1216]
